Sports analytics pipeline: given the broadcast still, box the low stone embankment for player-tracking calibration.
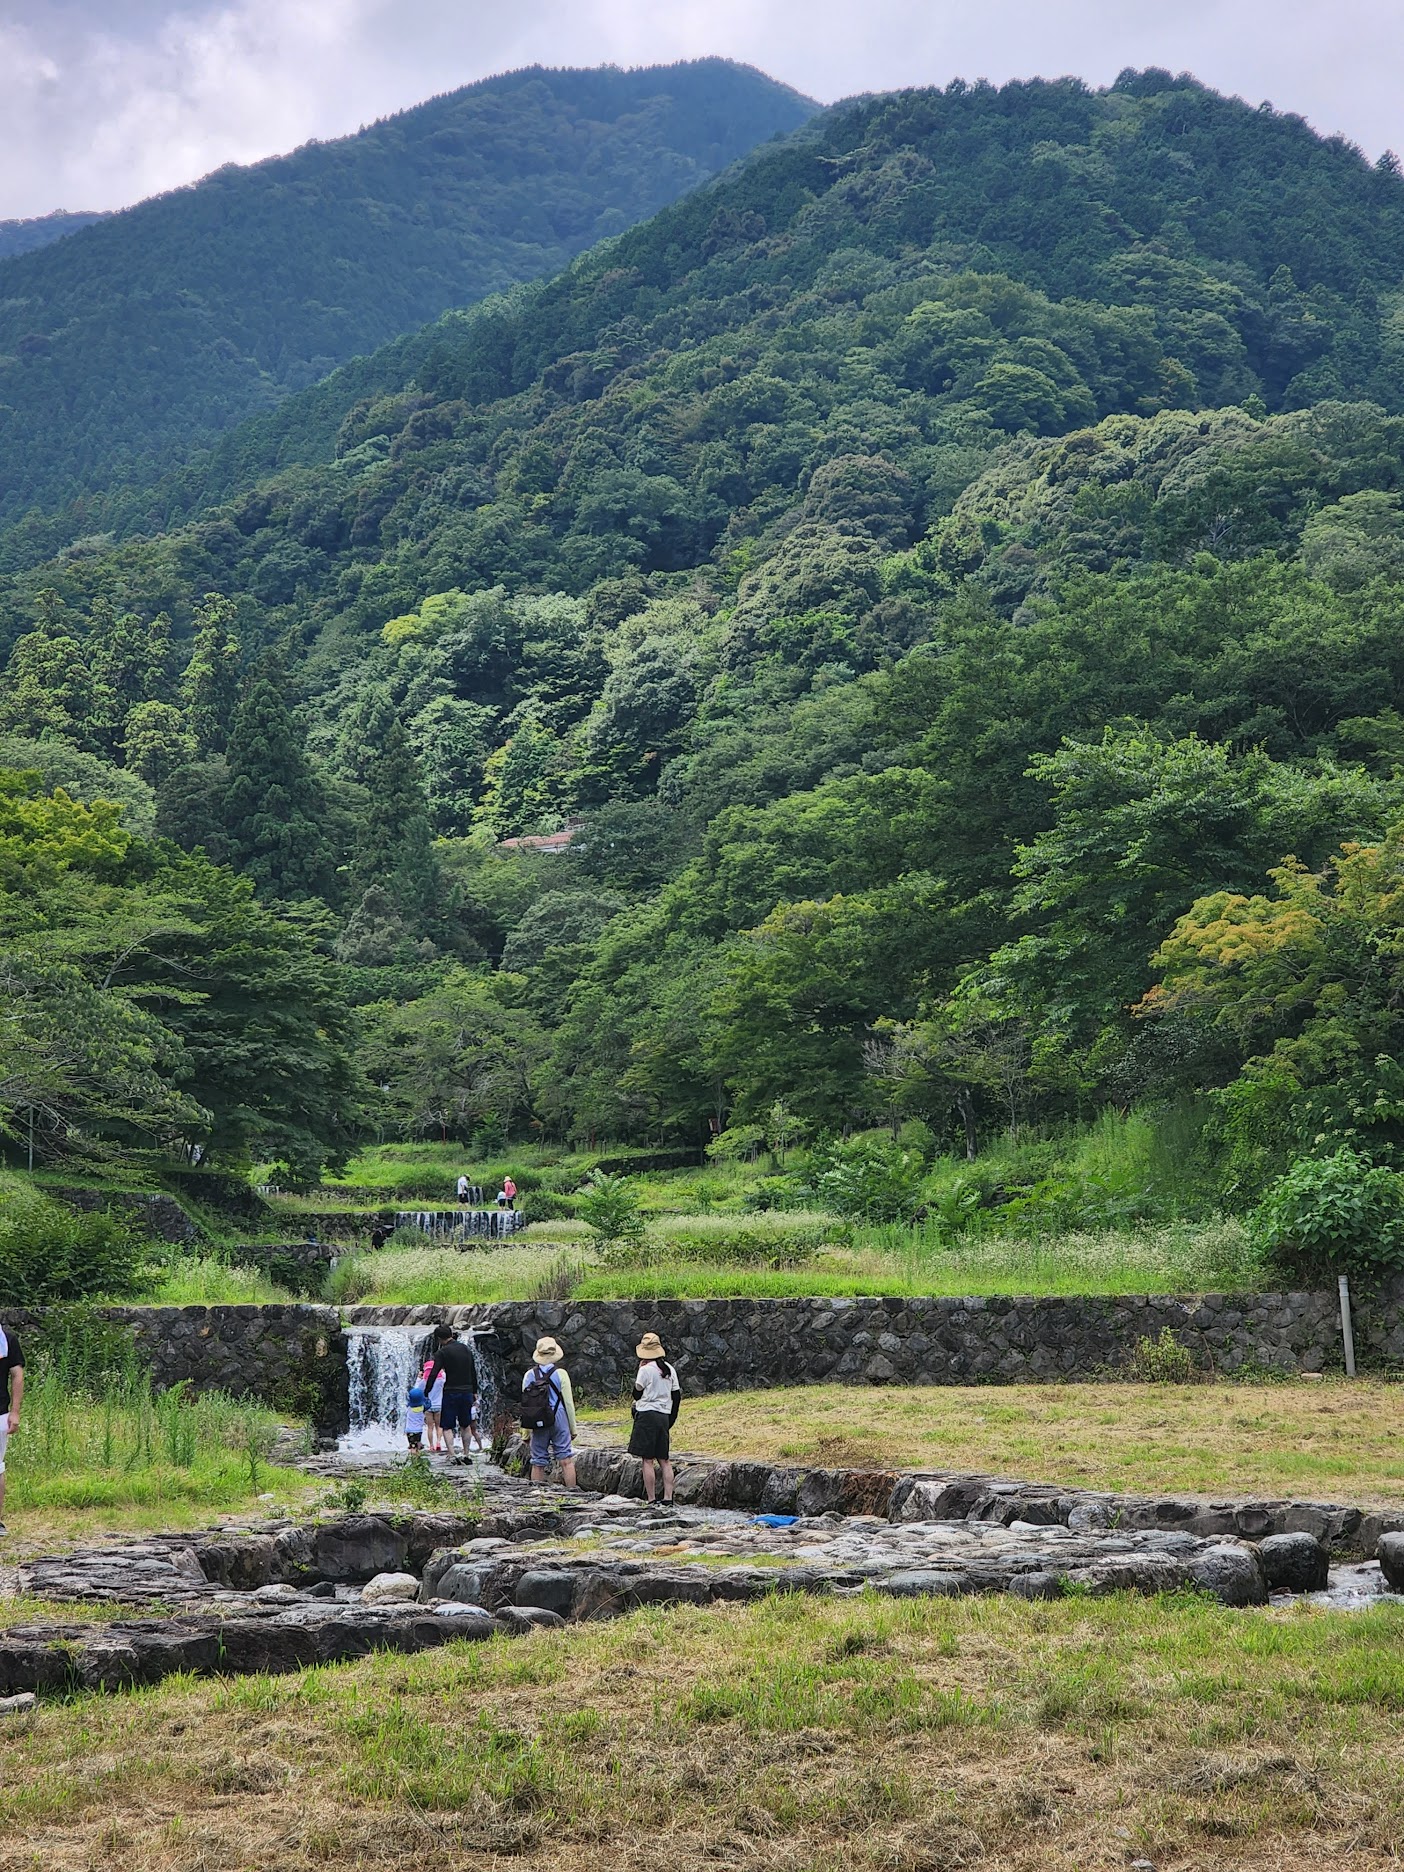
[353,1285,1404,1391]
[543,1441,1404,1557]
[4,1468,1390,1702]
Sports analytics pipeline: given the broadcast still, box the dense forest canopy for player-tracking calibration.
[0,59,815,563]
[7,67,1404,1189]
[0,211,107,261]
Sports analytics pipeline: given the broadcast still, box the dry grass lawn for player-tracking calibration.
[3,1592,1404,1870]
[581,1379,1404,1504]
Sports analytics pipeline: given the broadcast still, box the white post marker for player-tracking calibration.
[1339,1272,1357,1379]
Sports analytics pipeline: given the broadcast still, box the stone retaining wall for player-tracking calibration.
[7,1304,347,1431]
[47,1186,205,1245]
[348,1286,1404,1397]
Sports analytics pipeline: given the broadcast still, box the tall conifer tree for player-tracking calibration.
[346,691,441,931]
[223,666,337,902]
[181,594,241,756]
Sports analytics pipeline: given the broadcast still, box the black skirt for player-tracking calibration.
[628,1409,672,1460]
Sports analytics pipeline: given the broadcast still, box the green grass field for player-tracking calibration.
[6,1591,1404,1867]
[583,1377,1404,1503]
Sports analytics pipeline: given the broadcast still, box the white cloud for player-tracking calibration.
[0,0,1400,218]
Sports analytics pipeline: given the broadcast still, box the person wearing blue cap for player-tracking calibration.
[405,1382,426,1451]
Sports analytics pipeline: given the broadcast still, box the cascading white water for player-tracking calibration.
[393,1208,526,1240]
[341,1325,432,1456]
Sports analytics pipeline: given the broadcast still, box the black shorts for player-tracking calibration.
[628,1410,672,1461]
[440,1389,476,1432]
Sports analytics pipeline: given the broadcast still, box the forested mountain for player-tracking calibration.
[9,68,1404,1185]
[0,60,815,559]
[0,211,106,261]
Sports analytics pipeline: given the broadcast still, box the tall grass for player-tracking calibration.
[123,1253,294,1306]
[334,1216,1265,1305]
[10,1350,304,1513]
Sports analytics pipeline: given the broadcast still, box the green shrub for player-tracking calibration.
[922,1173,984,1237]
[575,1173,646,1254]
[325,1253,373,1303]
[0,1179,154,1304]
[520,1188,578,1224]
[1126,1327,1199,1383]
[706,1124,767,1164]
[1250,1148,1404,1283]
[742,1174,814,1213]
[813,1139,925,1223]
[607,1226,828,1271]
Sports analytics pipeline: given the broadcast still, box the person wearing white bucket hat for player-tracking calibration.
[629,1330,681,1507]
[521,1335,577,1488]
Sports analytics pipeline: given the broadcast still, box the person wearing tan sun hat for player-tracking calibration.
[521,1335,578,1488]
[629,1330,681,1508]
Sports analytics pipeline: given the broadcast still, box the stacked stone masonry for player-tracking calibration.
[6,1303,347,1430]
[348,1285,1404,1396]
[10,1283,1403,1438]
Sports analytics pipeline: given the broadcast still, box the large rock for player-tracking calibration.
[360,1573,420,1605]
[194,1537,276,1591]
[1258,1532,1329,1594]
[1184,1543,1268,1606]
[1375,1530,1404,1590]
[430,1562,503,1608]
[875,1570,968,1598]
[1064,1555,1192,1597]
[310,1516,408,1581]
[513,1570,578,1616]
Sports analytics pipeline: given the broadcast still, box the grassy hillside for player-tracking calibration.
[0,60,815,556]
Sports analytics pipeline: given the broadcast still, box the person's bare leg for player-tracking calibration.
[641,1458,656,1502]
[660,1458,674,1504]
[531,1464,547,1483]
[561,1458,577,1489]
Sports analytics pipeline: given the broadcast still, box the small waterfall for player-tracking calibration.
[342,1325,431,1454]
[393,1208,526,1241]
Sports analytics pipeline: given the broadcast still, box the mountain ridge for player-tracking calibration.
[0,59,816,554]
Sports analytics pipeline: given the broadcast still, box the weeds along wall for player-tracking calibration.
[348,1289,1404,1397]
[6,1304,348,1430]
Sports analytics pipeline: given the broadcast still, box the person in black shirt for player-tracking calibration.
[421,1324,478,1462]
[0,1325,23,1536]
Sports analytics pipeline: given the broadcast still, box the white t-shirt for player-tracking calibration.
[635,1360,680,1414]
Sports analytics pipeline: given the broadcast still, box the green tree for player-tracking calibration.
[180,595,242,757]
[222,669,338,902]
[575,1172,646,1255]
[0,592,96,745]
[122,701,196,788]
[343,691,440,929]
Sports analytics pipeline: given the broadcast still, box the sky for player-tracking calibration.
[1,0,1399,220]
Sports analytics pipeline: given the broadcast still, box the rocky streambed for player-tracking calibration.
[5,1457,1401,1703]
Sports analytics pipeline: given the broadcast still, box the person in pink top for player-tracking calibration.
[421,1354,446,1453]
[502,1174,517,1211]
